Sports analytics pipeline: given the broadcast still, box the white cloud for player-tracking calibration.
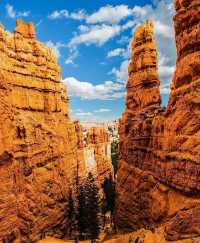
[6,4,15,18]
[154,20,172,39]
[49,5,131,24]
[159,64,175,80]
[94,108,111,113]
[65,48,79,65]
[107,48,126,58]
[49,1,175,100]
[48,9,86,20]
[117,36,130,45]
[46,41,66,59]
[6,4,30,19]
[63,77,124,100]
[132,5,149,17]
[111,60,129,83]
[121,20,136,31]
[75,112,93,116]
[161,83,170,95]
[69,24,121,47]
[48,10,69,19]
[158,54,175,83]
[111,0,175,87]
[86,5,131,24]
[70,10,87,20]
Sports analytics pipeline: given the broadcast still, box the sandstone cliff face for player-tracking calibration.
[0,20,85,243]
[0,19,113,243]
[86,127,113,186]
[116,1,200,240]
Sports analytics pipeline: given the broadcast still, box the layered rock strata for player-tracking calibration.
[116,1,200,240]
[0,20,113,243]
[86,127,113,185]
[72,123,113,186]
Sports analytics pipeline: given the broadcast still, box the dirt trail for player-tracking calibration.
[38,237,91,243]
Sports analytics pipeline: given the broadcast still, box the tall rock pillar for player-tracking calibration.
[116,20,161,231]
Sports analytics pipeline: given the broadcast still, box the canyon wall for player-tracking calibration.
[86,127,113,186]
[72,124,114,187]
[0,20,112,243]
[116,0,200,241]
[0,19,82,243]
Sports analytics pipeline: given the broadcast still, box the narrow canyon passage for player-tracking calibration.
[0,0,200,243]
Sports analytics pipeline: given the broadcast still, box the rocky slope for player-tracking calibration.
[104,229,200,243]
[116,0,200,240]
[0,20,113,243]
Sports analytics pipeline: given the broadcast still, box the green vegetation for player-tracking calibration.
[111,140,119,175]
[66,190,76,238]
[77,173,100,242]
[102,174,116,229]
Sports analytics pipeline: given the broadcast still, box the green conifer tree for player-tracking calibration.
[77,173,100,242]
[66,190,75,238]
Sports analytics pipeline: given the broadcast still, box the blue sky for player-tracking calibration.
[0,0,176,122]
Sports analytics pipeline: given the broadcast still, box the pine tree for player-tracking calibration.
[66,190,75,238]
[102,174,116,229]
[85,173,100,240]
[77,185,88,239]
[77,173,100,241]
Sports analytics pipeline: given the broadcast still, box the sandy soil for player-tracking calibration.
[38,237,91,243]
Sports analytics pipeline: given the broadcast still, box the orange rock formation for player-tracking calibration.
[87,127,113,186]
[0,19,77,242]
[116,1,200,240]
[0,20,113,242]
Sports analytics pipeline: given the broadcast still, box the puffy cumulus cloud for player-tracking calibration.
[46,41,66,59]
[69,20,136,49]
[154,20,172,39]
[50,1,175,95]
[48,9,86,20]
[68,24,121,47]
[70,10,87,20]
[107,48,126,58]
[111,60,129,83]
[6,4,30,19]
[49,5,131,24]
[63,77,124,100]
[48,10,69,19]
[158,55,175,80]
[49,5,136,50]
[86,5,132,24]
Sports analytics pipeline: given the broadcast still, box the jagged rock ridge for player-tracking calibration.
[116,0,200,240]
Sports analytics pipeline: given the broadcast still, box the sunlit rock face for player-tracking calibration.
[0,20,112,243]
[0,20,85,243]
[0,19,113,243]
[86,127,113,186]
[116,0,200,240]
[72,122,114,186]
